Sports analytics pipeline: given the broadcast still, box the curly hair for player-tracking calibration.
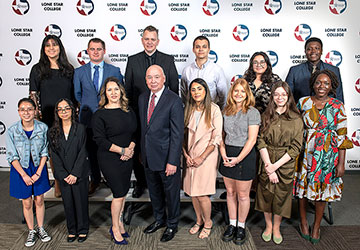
[223,78,255,116]
[243,51,274,84]
[38,35,74,80]
[260,81,300,133]
[309,69,338,97]
[98,77,129,112]
[48,98,77,152]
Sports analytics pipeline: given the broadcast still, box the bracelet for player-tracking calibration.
[120,147,125,155]
[35,173,40,177]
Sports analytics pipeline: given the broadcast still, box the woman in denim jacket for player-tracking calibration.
[6,98,51,247]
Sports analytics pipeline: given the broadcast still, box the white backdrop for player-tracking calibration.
[1,0,360,169]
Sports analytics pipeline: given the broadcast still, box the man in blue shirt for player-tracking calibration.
[286,37,344,103]
[74,38,122,194]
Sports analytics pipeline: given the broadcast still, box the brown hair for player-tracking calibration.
[98,77,129,112]
[223,78,254,116]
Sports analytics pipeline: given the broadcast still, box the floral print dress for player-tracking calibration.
[294,96,353,201]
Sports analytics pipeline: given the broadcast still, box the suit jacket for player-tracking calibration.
[48,123,90,182]
[125,50,179,113]
[138,88,184,171]
[285,60,344,103]
[74,62,122,126]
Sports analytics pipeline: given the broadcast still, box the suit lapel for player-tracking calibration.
[101,62,108,89]
[86,63,97,92]
[63,125,75,156]
[146,88,169,129]
[187,109,214,151]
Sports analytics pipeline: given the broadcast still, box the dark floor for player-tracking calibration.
[0,170,359,249]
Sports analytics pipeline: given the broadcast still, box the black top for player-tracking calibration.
[92,108,137,152]
[30,63,74,127]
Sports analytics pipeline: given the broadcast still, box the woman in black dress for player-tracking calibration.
[92,77,136,245]
[29,35,75,197]
[48,98,90,243]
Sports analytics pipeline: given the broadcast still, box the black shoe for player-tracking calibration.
[250,190,256,199]
[77,234,87,243]
[233,227,246,245]
[222,225,236,242]
[88,182,100,195]
[132,186,145,198]
[143,221,166,234]
[220,191,227,199]
[160,227,178,242]
[67,235,77,242]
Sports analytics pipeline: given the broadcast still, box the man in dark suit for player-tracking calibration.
[74,38,122,194]
[139,65,184,242]
[125,25,179,198]
[286,37,344,103]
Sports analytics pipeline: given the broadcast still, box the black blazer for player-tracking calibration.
[138,88,184,172]
[49,123,90,181]
[125,51,179,112]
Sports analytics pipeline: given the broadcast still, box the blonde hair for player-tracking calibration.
[223,78,255,116]
[98,77,129,112]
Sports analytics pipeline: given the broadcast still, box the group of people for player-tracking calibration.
[5,24,353,248]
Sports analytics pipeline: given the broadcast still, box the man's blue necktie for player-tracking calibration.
[93,65,99,92]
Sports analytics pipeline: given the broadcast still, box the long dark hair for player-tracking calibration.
[98,77,129,112]
[243,51,274,83]
[38,35,74,80]
[184,78,213,128]
[260,81,300,133]
[309,69,338,97]
[48,98,77,152]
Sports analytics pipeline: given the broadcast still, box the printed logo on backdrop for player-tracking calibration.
[290,54,307,65]
[231,74,243,85]
[44,24,62,37]
[12,0,30,15]
[294,1,316,11]
[264,0,282,15]
[229,53,250,63]
[351,129,360,147]
[77,0,94,16]
[325,50,342,66]
[11,27,33,37]
[107,2,128,12]
[140,0,157,16]
[231,1,253,12]
[208,50,218,63]
[171,54,189,63]
[13,76,29,86]
[354,54,360,64]
[0,121,6,135]
[170,25,188,42]
[294,24,311,42]
[355,78,360,94]
[260,27,282,38]
[77,50,90,65]
[0,76,2,87]
[108,53,128,63]
[15,49,32,66]
[41,2,63,11]
[200,28,221,38]
[266,51,278,67]
[325,27,347,37]
[110,25,127,41]
[329,0,347,15]
[168,1,190,12]
[202,0,220,16]
[0,102,6,111]
[232,24,249,42]
[74,28,96,38]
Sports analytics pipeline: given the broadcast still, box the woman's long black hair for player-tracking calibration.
[48,98,77,152]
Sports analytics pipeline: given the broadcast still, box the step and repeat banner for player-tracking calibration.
[0,0,360,169]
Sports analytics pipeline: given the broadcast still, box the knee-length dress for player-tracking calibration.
[255,110,303,218]
[92,108,137,198]
[294,97,353,201]
[183,103,222,196]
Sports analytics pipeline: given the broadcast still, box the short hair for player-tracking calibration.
[18,97,35,108]
[309,69,338,97]
[88,38,105,50]
[305,37,323,50]
[193,36,210,48]
[143,25,159,37]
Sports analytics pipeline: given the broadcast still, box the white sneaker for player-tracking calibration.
[37,227,51,243]
[25,230,37,247]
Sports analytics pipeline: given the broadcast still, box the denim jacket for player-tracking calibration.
[6,120,48,169]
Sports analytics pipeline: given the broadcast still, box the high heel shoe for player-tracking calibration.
[121,232,130,238]
[310,228,320,244]
[109,226,128,245]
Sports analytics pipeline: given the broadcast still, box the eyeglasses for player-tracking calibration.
[252,61,266,66]
[18,108,35,113]
[56,107,72,113]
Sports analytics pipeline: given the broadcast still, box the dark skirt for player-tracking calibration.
[219,145,256,181]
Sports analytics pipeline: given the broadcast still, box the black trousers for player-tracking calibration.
[144,166,181,229]
[59,178,89,235]
[133,137,147,188]
[86,128,101,184]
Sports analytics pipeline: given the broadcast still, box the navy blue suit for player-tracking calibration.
[138,88,184,228]
[73,61,122,185]
[286,60,344,103]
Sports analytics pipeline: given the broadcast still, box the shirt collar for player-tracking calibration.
[90,61,104,69]
[150,85,165,99]
[194,59,210,69]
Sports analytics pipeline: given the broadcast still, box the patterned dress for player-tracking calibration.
[294,97,353,201]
